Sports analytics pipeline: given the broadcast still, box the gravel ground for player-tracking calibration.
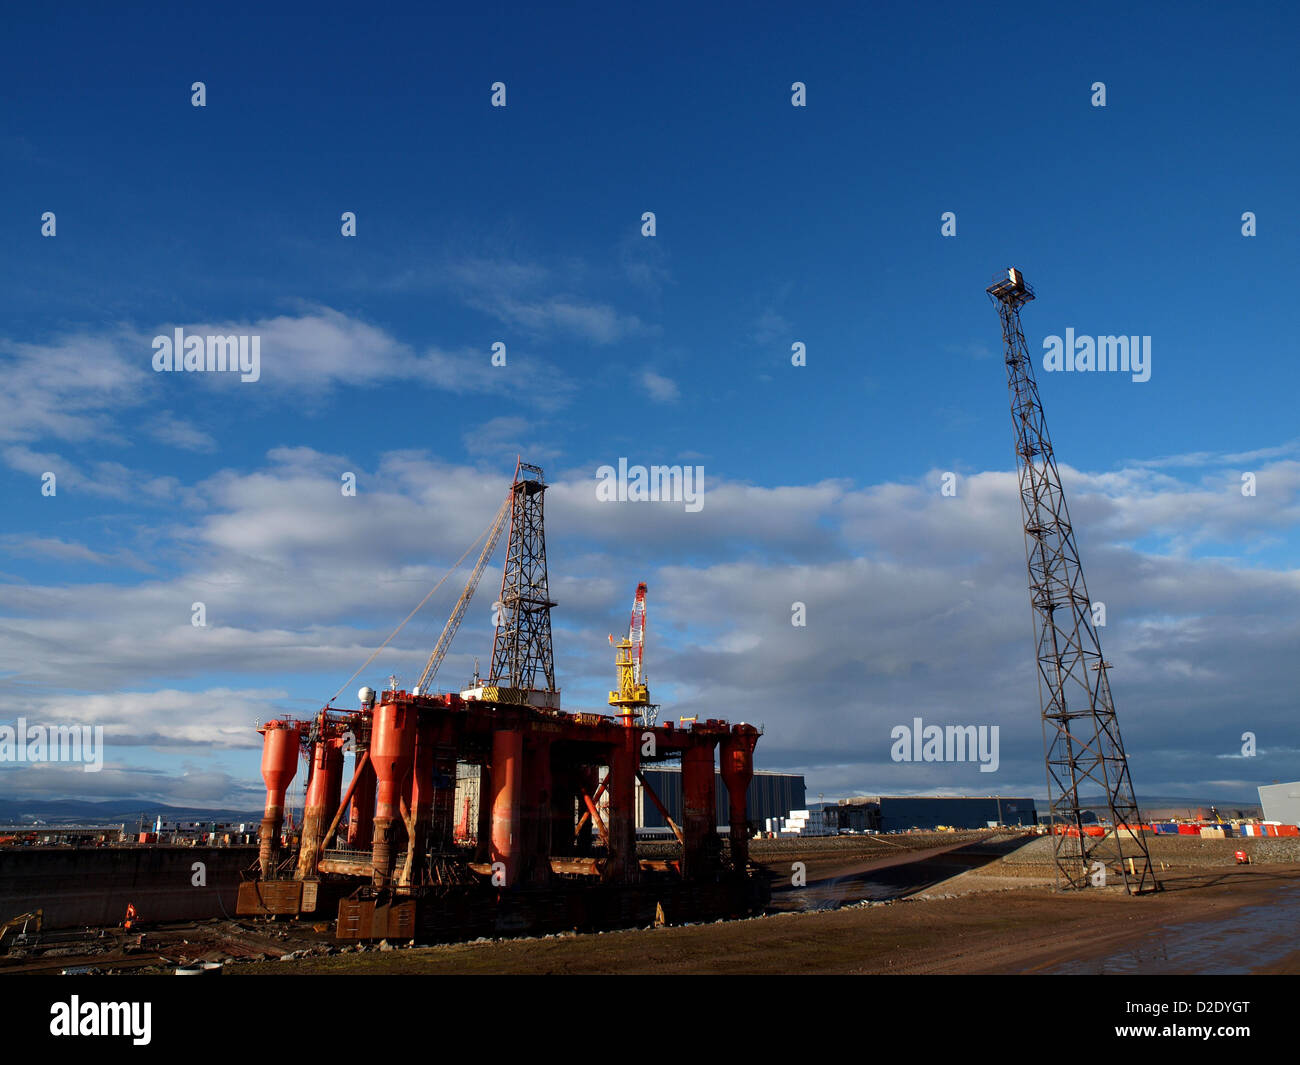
[997,833,1300,868]
[637,830,997,869]
[227,864,1300,975]
[746,830,990,857]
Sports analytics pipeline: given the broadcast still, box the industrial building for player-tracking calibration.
[1259,782,1300,826]
[821,795,1037,834]
[0,824,125,846]
[616,767,802,836]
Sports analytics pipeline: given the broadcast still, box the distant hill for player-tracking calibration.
[0,799,262,826]
[0,793,1266,827]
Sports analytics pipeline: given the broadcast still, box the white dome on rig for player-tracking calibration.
[358,686,376,705]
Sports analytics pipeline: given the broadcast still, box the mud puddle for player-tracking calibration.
[1047,881,1300,974]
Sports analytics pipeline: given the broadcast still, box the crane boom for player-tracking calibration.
[628,582,647,686]
[415,496,511,694]
[608,582,651,723]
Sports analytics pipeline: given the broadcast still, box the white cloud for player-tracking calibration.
[751,308,790,346]
[0,536,154,572]
[443,255,654,345]
[0,309,577,487]
[2,449,1297,807]
[13,688,287,749]
[640,370,679,403]
[149,411,217,452]
[0,329,148,445]
[3,445,184,501]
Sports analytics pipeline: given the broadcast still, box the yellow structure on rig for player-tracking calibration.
[608,582,650,723]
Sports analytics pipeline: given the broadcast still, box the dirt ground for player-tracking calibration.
[224,832,1300,976]
[221,865,1297,975]
[7,831,1293,975]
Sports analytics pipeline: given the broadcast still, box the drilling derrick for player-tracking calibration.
[488,460,557,697]
[986,267,1158,894]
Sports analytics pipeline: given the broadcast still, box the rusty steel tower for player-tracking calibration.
[987,268,1158,894]
[488,460,557,693]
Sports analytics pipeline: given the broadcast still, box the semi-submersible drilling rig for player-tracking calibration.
[237,462,763,940]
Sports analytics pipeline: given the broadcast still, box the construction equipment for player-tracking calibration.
[0,909,42,953]
[987,267,1158,895]
[414,494,511,695]
[608,582,652,724]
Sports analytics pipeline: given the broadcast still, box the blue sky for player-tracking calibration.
[1,3,1298,811]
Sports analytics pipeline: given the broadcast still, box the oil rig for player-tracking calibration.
[238,461,763,940]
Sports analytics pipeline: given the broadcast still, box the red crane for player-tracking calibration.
[608,582,651,724]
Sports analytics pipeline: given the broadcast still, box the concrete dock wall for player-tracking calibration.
[0,846,258,929]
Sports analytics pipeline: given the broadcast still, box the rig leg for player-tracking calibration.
[681,743,717,880]
[297,736,344,879]
[720,729,758,871]
[490,729,523,887]
[603,729,641,883]
[347,754,376,849]
[257,723,301,878]
[370,701,415,890]
[402,720,436,888]
[521,736,553,884]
